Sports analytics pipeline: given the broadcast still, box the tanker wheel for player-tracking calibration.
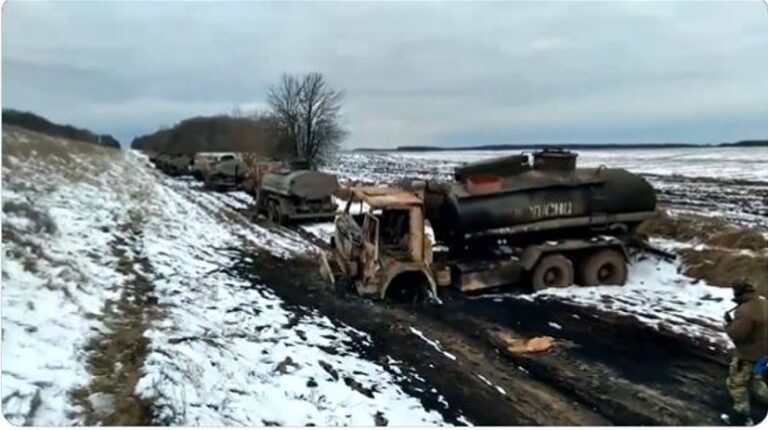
[532,254,574,291]
[580,249,627,286]
[267,201,280,224]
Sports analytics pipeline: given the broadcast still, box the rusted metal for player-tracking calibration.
[327,150,656,298]
[350,186,423,208]
[330,186,438,301]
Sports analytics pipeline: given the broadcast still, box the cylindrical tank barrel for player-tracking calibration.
[261,170,339,200]
[426,167,656,242]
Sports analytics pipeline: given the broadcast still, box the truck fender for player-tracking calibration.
[380,267,438,301]
[521,246,544,271]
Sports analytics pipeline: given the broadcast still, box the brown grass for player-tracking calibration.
[638,210,768,296]
[679,249,768,298]
[637,210,767,251]
[70,221,161,425]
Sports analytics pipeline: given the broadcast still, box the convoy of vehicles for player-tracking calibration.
[149,148,659,297]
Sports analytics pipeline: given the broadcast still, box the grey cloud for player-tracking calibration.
[2,0,767,147]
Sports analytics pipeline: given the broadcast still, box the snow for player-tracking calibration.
[2,133,139,425]
[409,327,457,361]
[328,147,768,182]
[3,127,759,425]
[324,147,768,227]
[300,222,337,245]
[517,254,734,348]
[1,130,458,426]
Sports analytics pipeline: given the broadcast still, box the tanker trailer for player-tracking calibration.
[426,148,656,250]
[255,169,339,225]
[421,148,658,291]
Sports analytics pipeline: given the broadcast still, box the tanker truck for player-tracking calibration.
[323,149,658,302]
[203,154,249,191]
[255,167,340,225]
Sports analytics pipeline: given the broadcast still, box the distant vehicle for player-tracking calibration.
[202,154,249,192]
[322,149,658,302]
[191,152,224,180]
[254,166,340,225]
[154,153,193,176]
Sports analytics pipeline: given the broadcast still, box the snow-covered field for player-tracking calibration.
[514,252,733,350]
[327,147,768,183]
[2,128,760,425]
[1,127,455,426]
[324,147,768,227]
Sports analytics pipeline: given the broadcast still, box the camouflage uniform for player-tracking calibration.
[724,282,768,420]
[726,358,768,417]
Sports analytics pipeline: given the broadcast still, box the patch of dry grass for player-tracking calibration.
[637,210,767,251]
[638,210,767,297]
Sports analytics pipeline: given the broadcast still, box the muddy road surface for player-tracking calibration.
[233,244,732,426]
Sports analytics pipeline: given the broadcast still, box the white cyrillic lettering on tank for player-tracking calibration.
[529,201,573,219]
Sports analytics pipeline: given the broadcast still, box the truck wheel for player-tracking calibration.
[267,201,280,224]
[580,249,627,286]
[532,254,574,291]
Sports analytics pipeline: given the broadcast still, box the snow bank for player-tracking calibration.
[518,255,734,348]
[135,174,452,425]
[324,148,768,227]
[2,129,458,425]
[2,131,137,425]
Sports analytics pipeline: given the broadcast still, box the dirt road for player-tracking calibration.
[238,243,732,426]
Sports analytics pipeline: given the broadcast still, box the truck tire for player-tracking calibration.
[267,201,280,224]
[532,254,574,291]
[580,248,627,286]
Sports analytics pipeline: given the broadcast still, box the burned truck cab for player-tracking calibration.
[331,187,438,302]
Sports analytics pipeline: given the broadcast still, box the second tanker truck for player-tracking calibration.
[323,148,658,302]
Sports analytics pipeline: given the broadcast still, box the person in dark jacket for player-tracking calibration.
[724,281,768,424]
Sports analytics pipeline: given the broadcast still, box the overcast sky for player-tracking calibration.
[3,1,767,148]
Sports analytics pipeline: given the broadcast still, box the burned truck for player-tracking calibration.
[325,149,657,301]
[154,153,193,176]
[255,168,339,225]
[203,154,249,192]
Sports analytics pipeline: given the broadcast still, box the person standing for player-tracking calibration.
[724,281,768,425]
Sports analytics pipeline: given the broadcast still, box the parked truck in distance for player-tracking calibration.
[324,149,658,302]
[254,162,340,225]
[154,153,193,176]
[202,154,249,191]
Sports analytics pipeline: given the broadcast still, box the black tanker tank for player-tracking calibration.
[424,149,657,246]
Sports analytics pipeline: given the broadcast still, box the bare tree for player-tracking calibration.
[267,74,303,159]
[268,72,346,168]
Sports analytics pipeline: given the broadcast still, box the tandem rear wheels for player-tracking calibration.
[580,248,627,286]
[531,248,628,291]
[266,200,288,225]
[532,254,573,291]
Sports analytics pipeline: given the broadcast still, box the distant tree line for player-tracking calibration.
[2,109,120,149]
[356,140,768,153]
[130,113,293,158]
